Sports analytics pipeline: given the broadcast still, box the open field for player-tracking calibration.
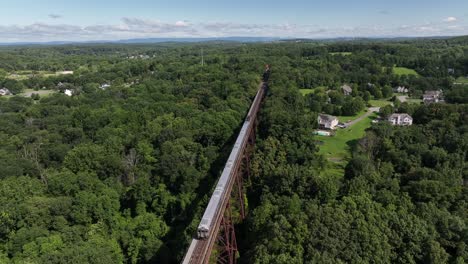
[337,109,367,123]
[6,70,71,80]
[330,52,352,56]
[299,86,327,96]
[369,99,392,107]
[317,113,376,161]
[392,66,419,76]
[454,76,468,84]
[299,89,314,96]
[2,89,56,99]
[20,89,56,98]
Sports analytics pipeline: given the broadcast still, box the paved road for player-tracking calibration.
[344,107,380,127]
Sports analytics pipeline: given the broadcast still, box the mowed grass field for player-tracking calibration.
[337,110,367,123]
[330,52,352,56]
[393,66,419,76]
[317,113,376,161]
[369,99,392,107]
[299,86,327,96]
[455,76,468,84]
[299,89,314,96]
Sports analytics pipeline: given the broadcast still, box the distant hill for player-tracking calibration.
[1,35,467,47]
[446,35,468,45]
[0,37,281,46]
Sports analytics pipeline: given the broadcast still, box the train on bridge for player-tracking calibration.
[183,67,270,263]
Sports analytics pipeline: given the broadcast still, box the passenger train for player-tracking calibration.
[197,67,269,239]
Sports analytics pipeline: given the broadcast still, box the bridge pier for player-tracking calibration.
[217,201,238,264]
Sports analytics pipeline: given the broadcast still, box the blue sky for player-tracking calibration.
[1,0,467,42]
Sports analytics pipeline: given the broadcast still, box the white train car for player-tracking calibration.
[196,83,265,239]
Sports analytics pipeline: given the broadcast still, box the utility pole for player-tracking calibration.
[201,48,204,66]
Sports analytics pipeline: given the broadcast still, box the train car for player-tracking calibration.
[197,122,250,239]
[196,78,267,240]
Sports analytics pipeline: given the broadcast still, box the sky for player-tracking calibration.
[0,0,468,42]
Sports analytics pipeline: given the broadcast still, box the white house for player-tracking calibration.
[388,113,413,126]
[318,114,339,130]
[64,89,73,96]
[0,88,12,96]
[394,86,409,93]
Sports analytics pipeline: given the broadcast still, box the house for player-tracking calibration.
[388,113,413,126]
[423,90,443,104]
[318,114,339,130]
[341,84,353,96]
[0,88,12,96]
[394,86,409,93]
[100,83,111,90]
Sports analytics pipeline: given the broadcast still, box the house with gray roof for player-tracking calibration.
[423,90,443,104]
[318,114,339,130]
[341,84,353,96]
[0,88,12,96]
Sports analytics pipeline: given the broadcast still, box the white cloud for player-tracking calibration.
[0,17,467,43]
[175,20,189,27]
[443,17,457,22]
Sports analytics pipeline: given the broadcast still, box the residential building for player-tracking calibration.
[318,114,339,130]
[394,86,409,93]
[0,88,12,96]
[423,90,443,104]
[388,113,413,126]
[342,84,353,96]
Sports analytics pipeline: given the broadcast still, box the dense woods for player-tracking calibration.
[0,37,467,263]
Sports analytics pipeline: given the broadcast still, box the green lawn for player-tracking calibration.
[455,76,468,84]
[337,109,367,123]
[393,66,419,76]
[6,70,65,80]
[20,89,56,98]
[317,113,376,161]
[406,98,423,104]
[369,99,392,107]
[330,52,352,56]
[299,89,314,96]
[299,86,327,96]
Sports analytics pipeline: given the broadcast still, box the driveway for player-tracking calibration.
[344,107,379,127]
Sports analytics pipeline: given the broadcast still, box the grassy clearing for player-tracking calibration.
[393,66,419,76]
[299,89,314,96]
[369,99,392,107]
[330,52,352,56]
[337,109,367,123]
[20,89,56,98]
[299,86,327,96]
[6,70,69,80]
[454,76,468,84]
[317,113,376,161]
[406,98,423,104]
